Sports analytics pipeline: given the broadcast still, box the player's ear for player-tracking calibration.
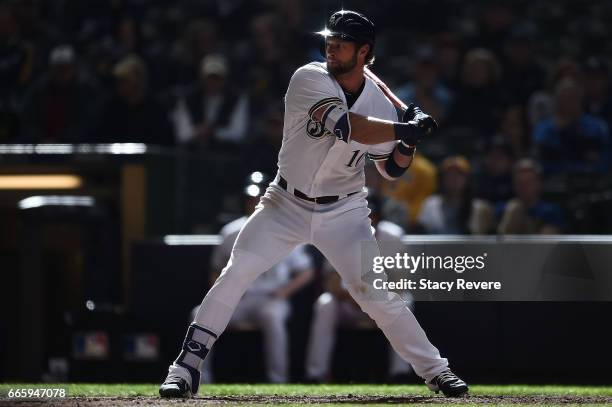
[358,44,370,61]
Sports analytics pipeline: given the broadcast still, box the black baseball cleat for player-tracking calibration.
[159,377,193,398]
[426,369,469,397]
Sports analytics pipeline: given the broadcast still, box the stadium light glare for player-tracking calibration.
[0,175,83,190]
[18,195,95,210]
[0,143,148,155]
[163,235,223,245]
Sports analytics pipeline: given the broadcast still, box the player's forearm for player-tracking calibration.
[393,147,414,167]
[375,146,415,180]
[348,113,397,145]
[310,105,418,146]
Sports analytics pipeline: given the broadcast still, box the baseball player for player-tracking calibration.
[305,191,413,382]
[195,172,314,383]
[160,10,468,398]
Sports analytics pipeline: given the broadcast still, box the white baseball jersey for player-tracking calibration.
[278,62,399,197]
[211,216,313,294]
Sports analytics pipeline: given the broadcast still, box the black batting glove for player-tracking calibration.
[393,121,424,147]
[402,103,417,122]
[402,103,438,137]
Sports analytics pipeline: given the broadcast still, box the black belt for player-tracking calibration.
[279,176,359,204]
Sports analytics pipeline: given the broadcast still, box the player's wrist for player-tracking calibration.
[396,141,416,156]
[384,152,411,178]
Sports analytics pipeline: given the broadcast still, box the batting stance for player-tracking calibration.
[161,10,468,398]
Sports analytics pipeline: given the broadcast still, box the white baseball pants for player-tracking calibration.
[169,183,448,385]
[305,292,412,380]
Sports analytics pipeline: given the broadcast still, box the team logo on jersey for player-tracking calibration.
[307,97,343,140]
[306,118,332,140]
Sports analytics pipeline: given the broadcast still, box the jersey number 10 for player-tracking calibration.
[346,150,366,167]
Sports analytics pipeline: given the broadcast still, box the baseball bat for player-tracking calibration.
[364,66,408,111]
[365,67,437,136]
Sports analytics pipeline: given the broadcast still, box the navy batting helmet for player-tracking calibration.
[317,10,375,63]
[322,10,375,46]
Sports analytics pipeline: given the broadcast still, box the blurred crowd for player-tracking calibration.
[1,0,612,233]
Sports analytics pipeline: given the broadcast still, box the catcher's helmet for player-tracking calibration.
[319,10,375,47]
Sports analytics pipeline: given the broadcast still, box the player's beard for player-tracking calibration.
[327,51,358,76]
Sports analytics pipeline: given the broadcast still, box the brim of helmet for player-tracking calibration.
[316,30,363,43]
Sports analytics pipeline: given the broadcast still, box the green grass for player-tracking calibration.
[1,383,612,397]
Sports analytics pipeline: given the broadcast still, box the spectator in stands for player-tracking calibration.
[93,54,174,145]
[20,45,98,143]
[476,137,514,206]
[273,0,312,64]
[498,105,529,155]
[448,48,505,138]
[96,15,172,90]
[0,2,34,142]
[548,58,582,88]
[170,19,224,86]
[435,33,462,91]
[379,153,438,229]
[247,13,298,116]
[244,103,283,176]
[395,45,453,125]
[498,159,564,234]
[97,16,141,64]
[418,156,493,234]
[501,22,545,106]
[533,78,609,173]
[172,54,248,149]
[0,2,34,98]
[474,4,516,56]
[527,91,553,131]
[583,56,612,128]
